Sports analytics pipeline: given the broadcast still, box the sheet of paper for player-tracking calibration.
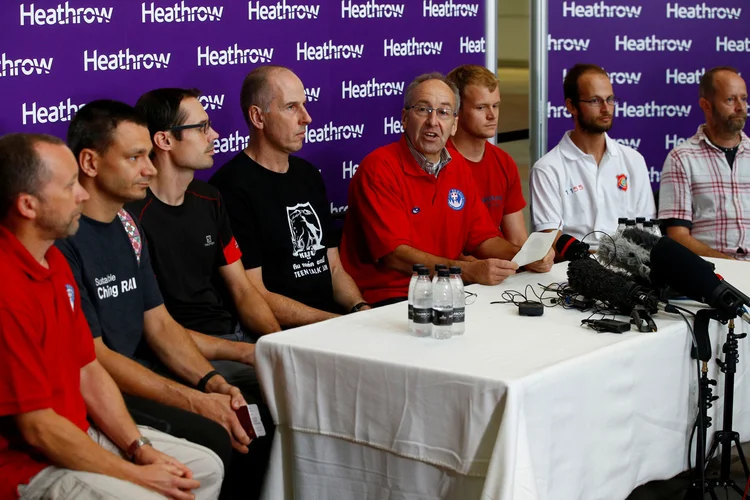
[511,230,557,267]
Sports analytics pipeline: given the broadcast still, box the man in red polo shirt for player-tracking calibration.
[0,133,222,500]
[446,65,528,246]
[340,73,553,305]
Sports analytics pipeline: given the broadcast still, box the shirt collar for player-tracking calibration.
[693,124,749,152]
[560,130,618,161]
[0,224,58,281]
[404,134,452,177]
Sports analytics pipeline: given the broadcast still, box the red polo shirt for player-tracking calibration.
[340,136,499,303]
[447,140,526,236]
[0,225,95,499]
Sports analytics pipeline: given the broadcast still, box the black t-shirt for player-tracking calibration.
[56,211,163,359]
[210,152,338,313]
[126,181,241,337]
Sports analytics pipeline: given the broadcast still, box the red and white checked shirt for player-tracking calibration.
[658,125,750,259]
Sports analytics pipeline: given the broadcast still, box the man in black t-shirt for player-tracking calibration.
[210,65,369,327]
[127,87,280,389]
[59,100,273,500]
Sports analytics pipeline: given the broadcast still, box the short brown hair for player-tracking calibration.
[700,66,740,100]
[563,63,609,102]
[0,133,64,220]
[239,65,287,126]
[446,65,498,108]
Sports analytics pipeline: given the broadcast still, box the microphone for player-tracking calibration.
[597,233,652,283]
[650,237,750,323]
[567,258,670,314]
[622,227,661,251]
[555,234,591,262]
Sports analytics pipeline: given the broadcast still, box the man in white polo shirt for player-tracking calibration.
[658,66,749,260]
[530,63,655,250]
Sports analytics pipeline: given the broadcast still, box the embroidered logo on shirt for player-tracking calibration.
[286,202,325,259]
[447,189,465,211]
[205,235,215,247]
[412,207,420,214]
[617,174,628,191]
[65,284,75,311]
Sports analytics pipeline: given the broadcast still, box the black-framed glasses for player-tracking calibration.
[169,119,212,135]
[577,96,618,107]
[406,105,456,120]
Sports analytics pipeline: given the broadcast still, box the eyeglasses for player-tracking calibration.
[169,119,212,135]
[577,96,618,107]
[406,105,456,120]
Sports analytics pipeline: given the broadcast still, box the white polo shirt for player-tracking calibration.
[530,131,656,248]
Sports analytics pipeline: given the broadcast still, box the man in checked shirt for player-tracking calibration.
[659,66,749,260]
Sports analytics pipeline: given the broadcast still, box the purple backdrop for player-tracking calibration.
[546,0,748,190]
[0,0,487,211]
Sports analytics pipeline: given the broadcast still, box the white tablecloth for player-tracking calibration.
[256,259,750,500]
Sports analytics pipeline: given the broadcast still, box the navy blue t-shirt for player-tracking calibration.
[56,211,163,359]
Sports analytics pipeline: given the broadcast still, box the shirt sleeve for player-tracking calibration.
[632,153,656,220]
[349,155,412,261]
[530,163,563,232]
[501,153,527,215]
[658,151,693,223]
[218,185,263,270]
[56,239,103,339]
[312,167,336,249]
[0,307,53,416]
[138,236,164,312]
[71,282,97,367]
[463,168,501,254]
[216,192,242,267]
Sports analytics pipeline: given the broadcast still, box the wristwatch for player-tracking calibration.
[126,436,153,460]
[351,301,369,313]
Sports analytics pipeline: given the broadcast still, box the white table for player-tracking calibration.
[256,259,750,500]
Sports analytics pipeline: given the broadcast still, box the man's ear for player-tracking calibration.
[78,148,99,178]
[698,97,711,116]
[248,106,264,130]
[153,131,171,152]
[15,193,39,221]
[565,98,578,119]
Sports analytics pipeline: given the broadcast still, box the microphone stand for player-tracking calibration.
[685,310,750,499]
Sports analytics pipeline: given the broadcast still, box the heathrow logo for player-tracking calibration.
[20,3,113,25]
[0,52,53,77]
[305,87,321,102]
[562,68,642,85]
[384,116,404,135]
[342,78,404,99]
[342,0,405,18]
[84,49,171,71]
[297,41,364,61]
[548,35,590,51]
[563,1,641,18]
[198,44,274,66]
[717,37,750,52]
[423,0,479,17]
[613,138,641,150]
[342,160,359,179]
[460,36,485,54]
[665,134,688,150]
[305,122,365,143]
[615,101,692,118]
[214,130,249,154]
[199,94,224,110]
[142,1,224,23]
[384,38,442,57]
[248,0,320,20]
[666,68,705,84]
[667,3,741,19]
[22,97,85,125]
[615,36,692,52]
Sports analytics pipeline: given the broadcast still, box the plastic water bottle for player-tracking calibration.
[431,269,453,340]
[412,267,433,337]
[650,219,663,237]
[643,220,654,235]
[407,264,425,331]
[625,219,636,232]
[615,217,627,237]
[449,266,465,336]
[635,217,645,230]
[432,264,448,285]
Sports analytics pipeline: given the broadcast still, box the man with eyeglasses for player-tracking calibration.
[659,66,749,260]
[530,63,655,250]
[57,99,275,499]
[340,72,553,306]
[210,66,369,327]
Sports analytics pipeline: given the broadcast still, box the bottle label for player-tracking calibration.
[453,307,465,323]
[408,304,414,320]
[432,309,453,326]
[413,308,432,324]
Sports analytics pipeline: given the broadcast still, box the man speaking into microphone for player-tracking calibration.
[530,64,656,252]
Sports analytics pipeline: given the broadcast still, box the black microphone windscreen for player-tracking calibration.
[597,234,651,282]
[622,227,661,250]
[555,234,590,262]
[650,237,720,302]
[567,258,634,311]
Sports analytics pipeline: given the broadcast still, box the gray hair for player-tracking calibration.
[403,72,460,112]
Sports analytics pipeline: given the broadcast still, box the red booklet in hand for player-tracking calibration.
[235,404,267,439]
